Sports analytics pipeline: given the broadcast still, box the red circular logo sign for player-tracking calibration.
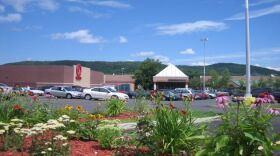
[75,64,82,80]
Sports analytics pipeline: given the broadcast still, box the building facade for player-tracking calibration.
[0,64,135,90]
[153,64,189,90]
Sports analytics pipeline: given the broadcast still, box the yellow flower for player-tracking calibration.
[275,141,280,145]
[258,146,263,150]
[244,96,256,106]
[64,105,73,111]
[76,105,83,111]
[88,114,96,119]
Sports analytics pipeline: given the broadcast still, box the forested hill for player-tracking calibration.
[5,60,280,76]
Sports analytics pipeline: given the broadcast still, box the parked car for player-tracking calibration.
[12,87,26,96]
[251,88,272,97]
[28,87,45,96]
[0,83,13,93]
[37,85,54,92]
[158,90,180,101]
[45,86,82,99]
[83,87,129,101]
[204,90,216,99]
[231,89,246,102]
[193,90,209,100]
[118,90,137,99]
[174,88,193,98]
[70,85,85,92]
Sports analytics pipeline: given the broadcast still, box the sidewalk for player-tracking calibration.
[117,116,221,131]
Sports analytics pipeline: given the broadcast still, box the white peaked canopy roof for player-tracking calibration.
[154,63,188,77]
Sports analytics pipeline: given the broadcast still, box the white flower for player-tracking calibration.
[258,146,264,150]
[62,143,68,146]
[45,142,51,145]
[54,135,67,141]
[3,125,9,131]
[47,148,52,151]
[14,128,20,134]
[11,119,24,123]
[276,141,280,145]
[0,129,5,135]
[67,130,75,135]
[61,115,70,119]
[41,151,46,154]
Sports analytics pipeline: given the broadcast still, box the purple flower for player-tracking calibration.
[267,108,280,115]
[216,95,230,109]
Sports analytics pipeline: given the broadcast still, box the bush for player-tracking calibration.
[133,97,150,114]
[137,101,206,155]
[96,125,122,149]
[197,94,280,156]
[106,99,126,116]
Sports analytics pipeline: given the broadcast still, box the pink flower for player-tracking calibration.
[267,108,280,115]
[216,95,230,109]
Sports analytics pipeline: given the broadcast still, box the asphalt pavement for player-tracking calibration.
[38,97,220,113]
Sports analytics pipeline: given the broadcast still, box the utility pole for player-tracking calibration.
[245,0,252,97]
[201,38,208,92]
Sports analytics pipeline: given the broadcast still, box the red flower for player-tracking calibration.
[169,103,175,109]
[181,110,187,115]
[31,95,39,102]
[13,104,24,112]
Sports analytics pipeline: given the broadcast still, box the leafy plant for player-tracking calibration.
[96,125,122,149]
[197,94,279,156]
[105,99,126,116]
[133,97,150,114]
[137,97,206,155]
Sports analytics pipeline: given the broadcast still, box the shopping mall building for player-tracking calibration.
[0,64,135,91]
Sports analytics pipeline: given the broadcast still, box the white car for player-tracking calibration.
[28,87,45,96]
[174,88,193,97]
[83,87,129,101]
[0,83,13,93]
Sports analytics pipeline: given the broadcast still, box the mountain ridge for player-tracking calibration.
[4,60,280,76]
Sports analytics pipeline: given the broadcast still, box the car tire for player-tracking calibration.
[66,94,72,99]
[85,94,92,100]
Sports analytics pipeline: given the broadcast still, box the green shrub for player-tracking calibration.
[96,125,122,149]
[133,97,150,114]
[105,99,126,116]
[197,96,280,156]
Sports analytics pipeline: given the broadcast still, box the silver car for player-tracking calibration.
[0,83,13,93]
[45,86,82,99]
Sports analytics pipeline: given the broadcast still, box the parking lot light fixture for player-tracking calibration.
[245,0,252,97]
[201,38,208,92]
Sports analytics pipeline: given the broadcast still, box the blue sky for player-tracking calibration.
[0,0,279,71]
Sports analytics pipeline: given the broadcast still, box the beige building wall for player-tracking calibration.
[73,65,91,87]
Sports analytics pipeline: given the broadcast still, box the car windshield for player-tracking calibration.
[107,88,116,92]
[64,87,73,91]
[0,83,7,86]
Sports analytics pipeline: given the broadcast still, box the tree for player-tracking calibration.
[189,76,201,89]
[209,70,219,89]
[219,68,231,88]
[134,58,162,90]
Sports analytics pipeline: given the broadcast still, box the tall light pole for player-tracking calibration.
[121,67,125,75]
[201,38,208,92]
[245,0,252,97]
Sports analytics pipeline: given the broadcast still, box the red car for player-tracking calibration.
[193,90,209,100]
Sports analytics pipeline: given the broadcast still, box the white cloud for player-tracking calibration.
[0,13,21,22]
[227,4,280,20]
[0,4,5,12]
[67,0,131,9]
[254,64,261,67]
[266,66,280,71]
[180,48,195,55]
[1,0,58,12]
[68,6,108,18]
[134,51,155,57]
[51,29,103,44]
[250,0,279,7]
[156,20,227,35]
[153,55,170,64]
[119,36,128,43]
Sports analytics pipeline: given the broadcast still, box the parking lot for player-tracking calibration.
[39,97,219,113]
